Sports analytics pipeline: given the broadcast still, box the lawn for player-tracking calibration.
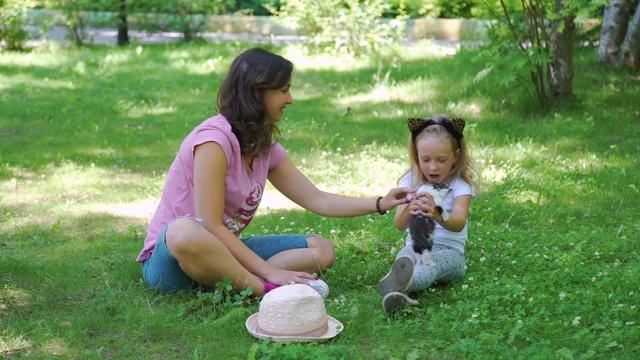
[1,40,639,359]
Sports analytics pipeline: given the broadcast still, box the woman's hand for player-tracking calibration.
[264,268,317,286]
[378,187,415,213]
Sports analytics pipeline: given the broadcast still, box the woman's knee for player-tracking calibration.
[307,235,336,269]
[165,218,211,258]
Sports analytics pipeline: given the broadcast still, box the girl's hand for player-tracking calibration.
[408,193,436,218]
[264,268,316,286]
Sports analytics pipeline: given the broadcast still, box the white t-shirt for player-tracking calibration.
[399,173,475,253]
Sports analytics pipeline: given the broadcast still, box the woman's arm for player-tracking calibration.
[193,142,314,284]
[268,155,413,217]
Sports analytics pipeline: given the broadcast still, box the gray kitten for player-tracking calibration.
[408,183,452,266]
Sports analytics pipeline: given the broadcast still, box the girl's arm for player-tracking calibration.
[267,155,413,217]
[434,194,471,232]
[394,193,471,233]
[393,200,412,230]
[193,142,314,284]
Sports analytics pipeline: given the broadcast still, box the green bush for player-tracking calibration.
[267,0,407,56]
[230,0,281,16]
[56,0,93,46]
[135,0,234,41]
[51,0,236,44]
[0,0,38,51]
[471,0,609,106]
[383,0,483,19]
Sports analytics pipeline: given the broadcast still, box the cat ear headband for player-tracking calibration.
[407,117,465,141]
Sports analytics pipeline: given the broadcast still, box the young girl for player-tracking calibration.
[136,47,413,299]
[378,114,478,314]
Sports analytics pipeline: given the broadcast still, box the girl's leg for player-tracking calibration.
[379,245,420,313]
[164,217,265,295]
[378,245,416,296]
[396,245,417,260]
[379,245,466,314]
[406,245,466,292]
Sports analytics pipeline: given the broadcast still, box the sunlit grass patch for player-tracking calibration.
[335,76,441,105]
[0,330,32,358]
[1,161,161,235]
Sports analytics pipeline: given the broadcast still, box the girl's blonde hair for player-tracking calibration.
[403,114,479,191]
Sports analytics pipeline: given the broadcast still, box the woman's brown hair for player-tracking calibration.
[217,48,294,159]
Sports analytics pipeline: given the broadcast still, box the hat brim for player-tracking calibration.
[245,313,343,342]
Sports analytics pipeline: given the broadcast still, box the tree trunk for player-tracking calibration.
[548,0,576,103]
[598,0,633,62]
[619,3,640,69]
[117,1,129,46]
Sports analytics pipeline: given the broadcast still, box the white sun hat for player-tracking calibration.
[245,284,343,342]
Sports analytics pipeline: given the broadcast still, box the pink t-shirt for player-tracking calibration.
[136,114,287,262]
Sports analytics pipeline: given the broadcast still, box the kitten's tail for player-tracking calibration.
[409,216,433,254]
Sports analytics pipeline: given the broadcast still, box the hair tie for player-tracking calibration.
[407,117,465,141]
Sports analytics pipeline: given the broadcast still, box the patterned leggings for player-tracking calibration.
[397,244,467,292]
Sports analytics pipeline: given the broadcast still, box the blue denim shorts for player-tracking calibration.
[141,218,310,293]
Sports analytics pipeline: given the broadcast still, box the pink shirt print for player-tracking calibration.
[225,180,263,234]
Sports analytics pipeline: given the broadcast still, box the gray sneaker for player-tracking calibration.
[300,278,330,299]
[382,291,419,314]
[378,255,414,296]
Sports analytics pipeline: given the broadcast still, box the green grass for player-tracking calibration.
[1,40,639,359]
